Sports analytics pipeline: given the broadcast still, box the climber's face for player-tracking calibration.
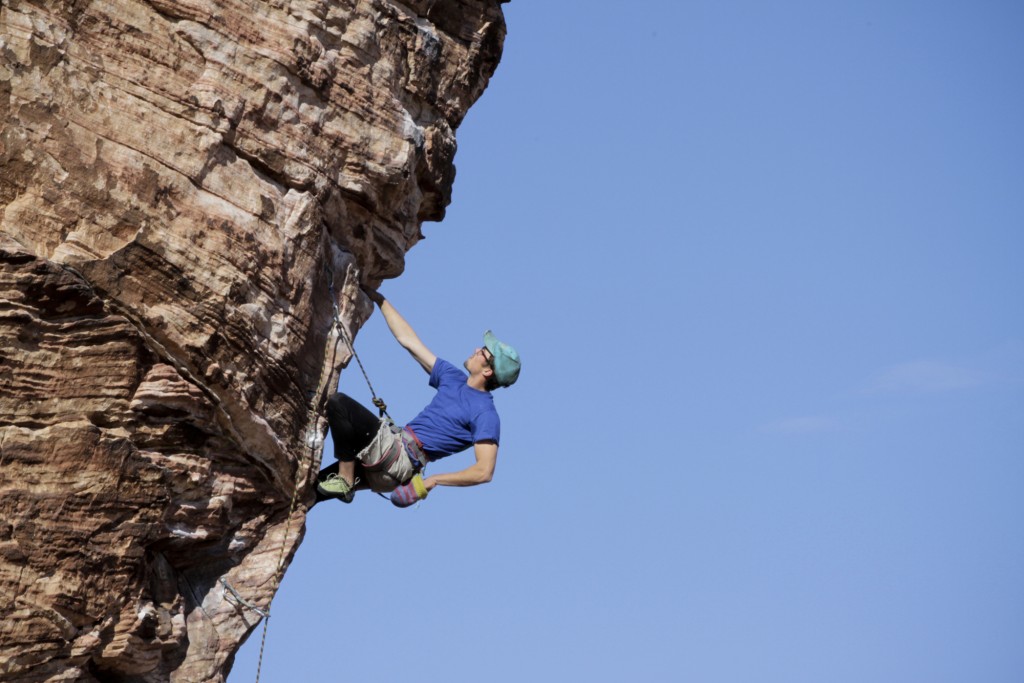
[464,347,493,376]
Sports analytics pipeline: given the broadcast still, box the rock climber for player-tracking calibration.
[315,288,521,508]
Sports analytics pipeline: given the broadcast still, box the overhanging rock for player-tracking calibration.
[0,1,506,680]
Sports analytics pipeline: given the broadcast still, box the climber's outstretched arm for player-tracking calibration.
[364,289,436,373]
[423,441,497,491]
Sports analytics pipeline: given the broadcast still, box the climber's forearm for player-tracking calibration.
[424,467,492,489]
[366,290,436,373]
[423,442,497,491]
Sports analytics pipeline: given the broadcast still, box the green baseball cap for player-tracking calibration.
[483,330,521,387]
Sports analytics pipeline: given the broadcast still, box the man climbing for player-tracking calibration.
[315,288,521,508]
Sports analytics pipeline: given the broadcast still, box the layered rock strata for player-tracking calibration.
[0,1,505,680]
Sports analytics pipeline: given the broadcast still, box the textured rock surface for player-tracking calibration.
[0,1,505,680]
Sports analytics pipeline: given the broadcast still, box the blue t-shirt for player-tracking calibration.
[405,358,500,461]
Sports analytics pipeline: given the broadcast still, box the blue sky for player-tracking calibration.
[232,2,1024,681]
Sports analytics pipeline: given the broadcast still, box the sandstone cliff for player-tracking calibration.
[0,1,505,680]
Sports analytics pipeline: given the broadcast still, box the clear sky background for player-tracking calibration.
[232,2,1024,681]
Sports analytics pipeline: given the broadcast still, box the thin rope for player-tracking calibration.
[327,267,389,419]
[250,265,394,682]
[252,267,349,683]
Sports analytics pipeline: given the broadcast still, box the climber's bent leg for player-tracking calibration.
[317,392,378,502]
[325,392,379,460]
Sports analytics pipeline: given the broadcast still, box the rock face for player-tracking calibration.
[0,1,505,680]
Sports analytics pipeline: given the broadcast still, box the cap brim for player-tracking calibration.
[483,330,498,353]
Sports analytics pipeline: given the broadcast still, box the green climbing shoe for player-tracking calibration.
[317,473,355,503]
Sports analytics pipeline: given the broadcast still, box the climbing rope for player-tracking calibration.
[327,266,390,419]
[247,266,346,683]
[248,263,389,683]
[251,390,329,682]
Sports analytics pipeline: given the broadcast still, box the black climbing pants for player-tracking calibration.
[324,392,379,463]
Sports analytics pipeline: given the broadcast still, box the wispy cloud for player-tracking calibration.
[863,360,986,394]
[762,416,842,435]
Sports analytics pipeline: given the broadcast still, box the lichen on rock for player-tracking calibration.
[0,1,506,680]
